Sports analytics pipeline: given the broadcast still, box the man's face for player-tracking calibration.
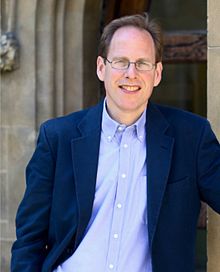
[97,26,162,123]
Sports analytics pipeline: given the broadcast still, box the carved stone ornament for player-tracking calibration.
[0,32,19,72]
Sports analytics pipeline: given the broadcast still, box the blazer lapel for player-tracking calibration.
[146,103,174,249]
[71,102,103,249]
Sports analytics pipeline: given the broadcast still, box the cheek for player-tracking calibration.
[103,74,114,93]
[104,70,120,86]
[142,75,155,87]
[145,72,160,87]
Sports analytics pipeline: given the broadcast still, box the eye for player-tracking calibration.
[136,61,154,71]
[112,59,128,69]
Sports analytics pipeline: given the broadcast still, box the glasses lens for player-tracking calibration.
[112,59,129,69]
[136,61,153,71]
[107,58,155,71]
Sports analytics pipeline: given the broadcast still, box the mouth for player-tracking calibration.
[119,85,141,92]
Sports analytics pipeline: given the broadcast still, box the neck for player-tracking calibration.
[106,105,147,126]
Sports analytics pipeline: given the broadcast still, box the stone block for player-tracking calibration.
[0,128,7,171]
[207,209,220,272]
[0,239,13,272]
[207,48,220,137]
[0,172,7,222]
[208,0,220,46]
[1,72,36,127]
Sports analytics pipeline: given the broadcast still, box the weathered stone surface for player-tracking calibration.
[0,240,12,272]
[207,209,220,272]
[0,172,7,221]
[1,1,100,270]
[207,1,220,271]
[208,0,220,46]
[0,128,7,171]
[207,48,220,136]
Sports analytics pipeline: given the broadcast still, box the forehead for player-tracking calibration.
[108,26,155,59]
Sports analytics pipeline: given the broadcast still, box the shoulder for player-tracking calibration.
[151,104,220,157]
[149,102,212,140]
[154,103,209,127]
[34,101,103,147]
[42,108,89,130]
[41,101,103,133]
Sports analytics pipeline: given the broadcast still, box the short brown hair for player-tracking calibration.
[98,13,163,63]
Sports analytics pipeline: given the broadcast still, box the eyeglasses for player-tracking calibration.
[104,57,156,71]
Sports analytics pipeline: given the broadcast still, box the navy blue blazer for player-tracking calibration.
[11,101,220,272]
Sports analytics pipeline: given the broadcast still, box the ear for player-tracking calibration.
[153,62,163,87]
[96,56,105,81]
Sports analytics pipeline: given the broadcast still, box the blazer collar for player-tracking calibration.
[146,102,174,248]
[71,100,103,249]
[77,100,104,136]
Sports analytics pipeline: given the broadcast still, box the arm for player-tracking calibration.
[197,121,220,213]
[11,123,55,271]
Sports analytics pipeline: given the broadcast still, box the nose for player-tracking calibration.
[125,63,137,79]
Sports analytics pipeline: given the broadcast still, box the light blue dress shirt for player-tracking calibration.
[54,102,152,272]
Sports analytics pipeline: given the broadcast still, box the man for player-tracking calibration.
[11,13,220,272]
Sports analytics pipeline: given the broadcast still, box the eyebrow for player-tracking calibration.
[112,57,152,62]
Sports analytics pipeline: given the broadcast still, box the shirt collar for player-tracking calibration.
[134,107,146,142]
[102,99,146,142]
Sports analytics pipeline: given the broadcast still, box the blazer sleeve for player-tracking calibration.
[11,123,55,272]
[197,121,220,213]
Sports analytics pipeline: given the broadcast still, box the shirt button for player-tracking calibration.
[117,203,122,209]
[109,264,114,269]
[123,143,128,148]
[118,126,123,131]
[121,173,126,179]
[107,136,112,141]
[113,233,118,239]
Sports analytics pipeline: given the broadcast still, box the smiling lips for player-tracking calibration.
[119,84,141,92]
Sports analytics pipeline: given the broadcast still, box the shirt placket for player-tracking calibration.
[106,126,131,271]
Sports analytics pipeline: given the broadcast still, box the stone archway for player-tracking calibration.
[0,1,101,270]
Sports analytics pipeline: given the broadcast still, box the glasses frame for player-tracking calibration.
[103,57,156,71]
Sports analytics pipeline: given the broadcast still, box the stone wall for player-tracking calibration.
[0,1,101,271]
[207,0,220,271]
[1,2,38,270]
